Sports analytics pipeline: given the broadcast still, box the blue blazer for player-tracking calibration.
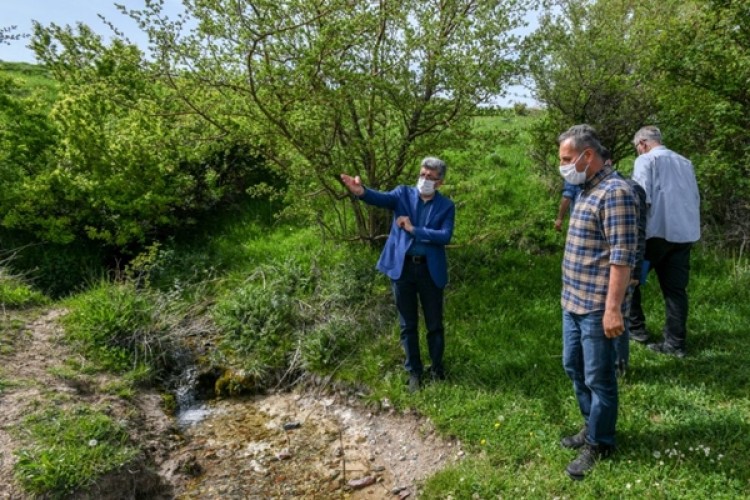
[361,185,455,288]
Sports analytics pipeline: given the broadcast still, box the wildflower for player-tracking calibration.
[480,439,486,445]
[494,422,501,429]
[653,450,661,459]
[626,483,632,490]
[88,439,98,447]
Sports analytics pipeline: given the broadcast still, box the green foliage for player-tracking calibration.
[0,234,107,298]
[522,0,657,169]
[645,0,750,246]
[62,281,170,381]
[208,241,389,391]
[526,0,750,246]
[213,274,301,384]
[0,267,47,308]
[13,405,138,497]
[0,27,272,250]
[122,0,531,240]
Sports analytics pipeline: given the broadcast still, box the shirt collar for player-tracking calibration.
[583,165,615,190]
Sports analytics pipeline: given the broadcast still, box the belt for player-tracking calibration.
[406,255,427,264]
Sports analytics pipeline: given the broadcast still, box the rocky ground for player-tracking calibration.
[0,308,463,499]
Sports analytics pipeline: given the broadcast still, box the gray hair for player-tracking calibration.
[557,124,604,156]
[633,126,662,146]
[421,156,447,179]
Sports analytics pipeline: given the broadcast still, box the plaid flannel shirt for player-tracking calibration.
[562,166,638,315]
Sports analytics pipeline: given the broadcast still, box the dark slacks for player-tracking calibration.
[629,238,692,349]
[391,259,444,377]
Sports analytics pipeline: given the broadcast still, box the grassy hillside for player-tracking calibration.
[137,111,749,497]
[0,61,57,102]
[2,67,748,496]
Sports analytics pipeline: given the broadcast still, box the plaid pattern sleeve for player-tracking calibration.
[562,170,638,314]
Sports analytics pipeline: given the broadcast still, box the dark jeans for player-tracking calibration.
[392,260,445,377]
[629,238,692,349]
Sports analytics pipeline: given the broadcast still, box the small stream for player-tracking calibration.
[165,367,459,498]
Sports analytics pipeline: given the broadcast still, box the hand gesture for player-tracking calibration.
[340,174,364,197]
[397,216,414,234]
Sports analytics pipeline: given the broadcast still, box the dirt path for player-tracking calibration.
[0,308,462,498]
[0,309,74,499]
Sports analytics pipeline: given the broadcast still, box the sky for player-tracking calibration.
[1,0,538,106]
[0,0,184,63]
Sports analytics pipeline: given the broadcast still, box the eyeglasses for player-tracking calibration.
[419,171,441,181]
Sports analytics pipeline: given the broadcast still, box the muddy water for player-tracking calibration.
[170,393,463,499]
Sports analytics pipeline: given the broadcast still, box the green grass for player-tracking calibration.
[13,405,139,497]
[116,109,749,497]
[9,99,748,497]
[0,61,58,104]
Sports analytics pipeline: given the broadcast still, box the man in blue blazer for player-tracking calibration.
[341,157,455,392]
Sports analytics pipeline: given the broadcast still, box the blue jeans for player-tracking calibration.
[562,310,618,446]
[392,260,444,377]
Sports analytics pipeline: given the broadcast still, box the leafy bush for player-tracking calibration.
[212,267,303,388]
[62,281,171,381]
[210,249,391,390]
[2,36,275,251]
[300,314,360,372]
[13,405,138,497]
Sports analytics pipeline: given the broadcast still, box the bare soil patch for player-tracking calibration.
[0,308,461,498]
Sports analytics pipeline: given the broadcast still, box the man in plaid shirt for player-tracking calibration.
[556,125,639,480]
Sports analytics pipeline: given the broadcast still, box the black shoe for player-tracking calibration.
[648,342,686,358]
[566,443,614,480]
[407,374,421,393]
[560,426,587,449]
[426,365,446,381]
[629,329,649,343]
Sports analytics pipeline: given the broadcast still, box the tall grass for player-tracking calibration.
[46,110,750,497]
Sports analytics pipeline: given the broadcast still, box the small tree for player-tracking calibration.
[522,0,658,171]
[122,0,530,241]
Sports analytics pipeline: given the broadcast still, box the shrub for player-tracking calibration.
[300,314,360,372]
[212,276,301,387]
[62,281,170,381]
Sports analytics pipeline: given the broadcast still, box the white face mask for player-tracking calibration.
[559,151,589,185]
[417,177,436,196]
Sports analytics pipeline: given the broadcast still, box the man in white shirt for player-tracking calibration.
[629,126,700,357]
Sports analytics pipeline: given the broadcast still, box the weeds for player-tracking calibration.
[13,405,138,497]
[61,281,173,383]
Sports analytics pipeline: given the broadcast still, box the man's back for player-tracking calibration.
[632,146,700,243]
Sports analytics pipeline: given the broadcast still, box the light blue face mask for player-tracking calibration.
[559,150,590,185]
